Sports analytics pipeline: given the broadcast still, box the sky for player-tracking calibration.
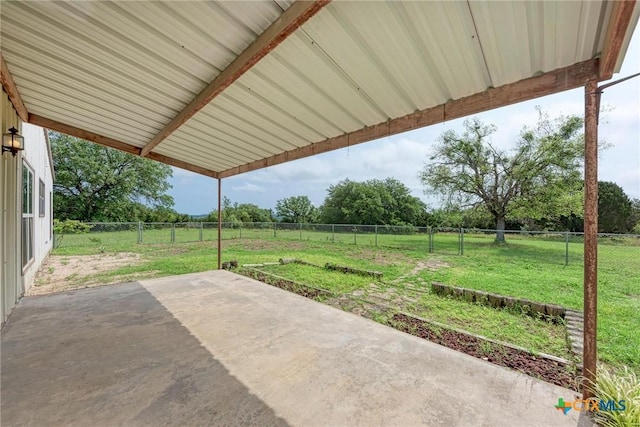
[168,26,640,215]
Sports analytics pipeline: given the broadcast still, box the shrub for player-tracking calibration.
[53,219,90,249]
[587,365,640,427]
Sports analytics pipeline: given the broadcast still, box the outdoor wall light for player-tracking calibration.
[2,127,24,156]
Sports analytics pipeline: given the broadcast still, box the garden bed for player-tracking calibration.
[389,313,576,390]
[239,268,333,299]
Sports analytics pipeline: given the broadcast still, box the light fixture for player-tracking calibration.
[2,127,24,156]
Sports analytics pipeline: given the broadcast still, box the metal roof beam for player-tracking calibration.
[218,59,600,178]
[140,0,331,157]
[0,52,29,122]
[29,114,219,178]
[599,0,637,80]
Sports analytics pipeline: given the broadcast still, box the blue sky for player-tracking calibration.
[169,26,640,215]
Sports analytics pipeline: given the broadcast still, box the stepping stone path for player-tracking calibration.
[326,259,448,312]
[564,309,584,368]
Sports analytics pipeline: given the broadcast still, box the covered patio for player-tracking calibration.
[1,0,639,419]
[2,270,582,426]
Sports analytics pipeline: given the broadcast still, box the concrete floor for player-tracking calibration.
[1,270,585,426]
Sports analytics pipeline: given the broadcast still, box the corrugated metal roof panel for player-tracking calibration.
[153,143,236,172]
[469,0,609,87]
[1,0,637,177]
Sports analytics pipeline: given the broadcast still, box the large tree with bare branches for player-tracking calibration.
[420,110,585,242]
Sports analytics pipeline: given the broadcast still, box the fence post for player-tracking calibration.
[299,222,302,240]
[460,227,464,255]
[353,227,357,245]
[565,232,569,266]
[428,226,433,253]
[375,225,378,247]
[171,223,175,243]
[137,221,142,244]
[239,222,242,240]
[273,222,277,238]
[199,222,203,242]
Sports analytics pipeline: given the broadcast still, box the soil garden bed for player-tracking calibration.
[240,268,333,300]
[390,313,576,390]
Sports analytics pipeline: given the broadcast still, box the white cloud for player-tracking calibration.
[231,182,266,193]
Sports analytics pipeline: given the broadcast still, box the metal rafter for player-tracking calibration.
[140,0,331,157]
[219,59,600,178]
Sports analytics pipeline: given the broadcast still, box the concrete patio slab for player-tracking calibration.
[2,270,584,426]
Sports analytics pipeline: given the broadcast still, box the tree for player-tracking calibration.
[420,110,585,242]
[275,196,317,223]
[598,181,633,233]
[319,178,425,225]
[51,132,174,221]
[631,199,640,234]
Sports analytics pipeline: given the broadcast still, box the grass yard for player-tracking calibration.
[49,230,640,371]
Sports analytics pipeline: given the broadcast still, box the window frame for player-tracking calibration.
[39,179,45,217]
[22,162,35,269]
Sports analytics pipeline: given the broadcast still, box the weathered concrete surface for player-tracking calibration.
[2,271,583,426]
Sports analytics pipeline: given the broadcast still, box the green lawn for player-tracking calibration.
[52,229,640,370]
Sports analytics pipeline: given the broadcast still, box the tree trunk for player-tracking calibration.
[496,216,506,243]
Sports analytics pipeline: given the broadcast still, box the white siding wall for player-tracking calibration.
[21,123,53,292]
[1,89,54,325]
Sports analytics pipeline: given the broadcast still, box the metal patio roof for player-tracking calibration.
[1,0,638,179]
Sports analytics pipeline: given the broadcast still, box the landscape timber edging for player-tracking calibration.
[324,263,383,279]
[279,258,323,268]
[431,282,566,318]
[396,311,571,366]
[240,267,334,297]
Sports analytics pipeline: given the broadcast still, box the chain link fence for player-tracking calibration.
[53,221,639,267]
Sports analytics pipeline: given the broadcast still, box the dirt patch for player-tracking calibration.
[29,253,143,295]
[347,248,412,266]
[390,313,576,390]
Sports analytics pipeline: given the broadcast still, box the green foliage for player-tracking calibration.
[206,197,273,224]
[53,219,90,235]
[588,365,640,427]
[52,219,90,249]
[420,109,586,241]
[275,196,317,223]
[599,182,634,233]
[320,178,426,225]
[427,206,495,229]
[629,199,640,235]
[51,132,174,221]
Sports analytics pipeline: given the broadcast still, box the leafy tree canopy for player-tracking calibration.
[207,197,274,224]
[598,181,633,233]
[51,132,174,221]
[420,109,586,242]
[275,196,317,223]
[319,178,425,226]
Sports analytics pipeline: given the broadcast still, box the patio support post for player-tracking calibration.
[583,80,599,398]
[217,178,222,270]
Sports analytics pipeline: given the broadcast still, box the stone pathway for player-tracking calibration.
[564,309,584,369]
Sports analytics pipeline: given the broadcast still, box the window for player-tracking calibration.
[50,191,53,240]
[22,163,34,268]
[39,179,45,217]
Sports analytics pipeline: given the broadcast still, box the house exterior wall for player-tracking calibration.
[1,89,22,325]
[21,123,54,292]
[1,89,53,325]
